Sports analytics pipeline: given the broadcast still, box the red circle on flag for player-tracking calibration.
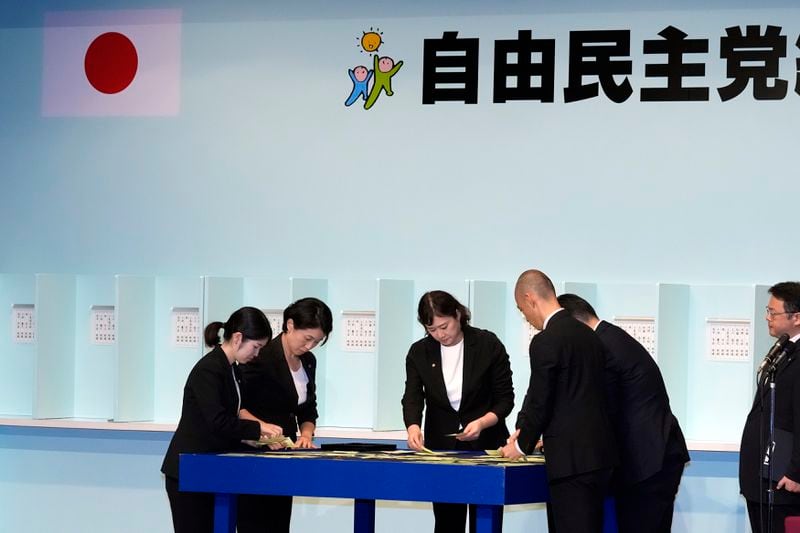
[84,32,138,94]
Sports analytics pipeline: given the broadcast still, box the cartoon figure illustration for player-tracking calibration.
[345,27,402,111]
[364,55,403,110]
[360,30,383,53]
[344,65,373,106]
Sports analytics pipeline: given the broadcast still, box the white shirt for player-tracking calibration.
[291,364,309,406]
[440,338,465,411]
[542,308,564,330]
[231,364,241,413]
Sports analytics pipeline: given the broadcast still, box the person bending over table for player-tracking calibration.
[238,297,334,533]
[402,290,514,533]
[161,306,282,533]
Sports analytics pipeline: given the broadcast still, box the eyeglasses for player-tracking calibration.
[766,307,798,319]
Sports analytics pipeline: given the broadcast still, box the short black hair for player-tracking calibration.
[769,282,800,314]
[417,290,471,329]
[283,297,333,345]
[557,293,598,323]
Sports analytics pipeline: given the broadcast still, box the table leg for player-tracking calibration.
[475,504,502,533]
[602,496,618,533]
[213,493,237,533]
[354,498,376,533]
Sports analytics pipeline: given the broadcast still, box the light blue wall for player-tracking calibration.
[3,2,799,283]
[153,277,204,422]
[34,274,76,418]
[74,275,116,419]
[116,275,156,421]
[0,275,36,416]
[325,279,377,427]
[2,0,797,531]
[686,286,758,442]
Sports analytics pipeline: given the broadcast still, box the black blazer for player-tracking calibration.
[516,310,618,481]
[596,320,689,486]
[402,325,514,450]
[161,345,261,479]
[240,333,318,440]
[740,341,800,504]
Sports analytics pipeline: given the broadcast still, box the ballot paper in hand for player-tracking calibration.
[418,447,460,456]
[242,435,295,448]
[484,448,545,463]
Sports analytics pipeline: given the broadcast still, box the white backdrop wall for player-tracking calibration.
[1,2,797,284]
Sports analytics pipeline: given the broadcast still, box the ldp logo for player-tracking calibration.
[345,27,403,110]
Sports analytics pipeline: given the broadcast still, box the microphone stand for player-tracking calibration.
[764,345,790,533]
[766,364,777,533]
[757,335,791,532]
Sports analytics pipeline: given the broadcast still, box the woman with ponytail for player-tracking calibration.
[161,306,283,533]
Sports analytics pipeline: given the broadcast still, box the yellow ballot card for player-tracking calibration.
[242,435,295,448]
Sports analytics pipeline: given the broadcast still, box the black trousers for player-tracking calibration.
[432,502,475,533]
[165,475,215,533]
[432,502,505,533]
[615,457,686,533]
[429,437,506,533]
[166,476,290,533]
[546,468,613,533]
[747,498,800,533]
[237,494,293,533]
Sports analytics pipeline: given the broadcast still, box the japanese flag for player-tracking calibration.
[41,9,181,116]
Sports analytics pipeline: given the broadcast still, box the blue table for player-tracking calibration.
[180,451,550,533]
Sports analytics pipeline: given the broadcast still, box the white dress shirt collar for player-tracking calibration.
[542,308,565,330]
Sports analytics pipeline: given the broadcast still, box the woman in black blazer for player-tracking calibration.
[238,297,334,533]
[402,290,514,533]
[161,307,282,533]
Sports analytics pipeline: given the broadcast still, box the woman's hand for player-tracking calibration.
[456,419,484,441]
[259,422,283,439]
[296,422,317,449]
[456,412,498,441]
[407,424,424,451]
[295,435,316,449]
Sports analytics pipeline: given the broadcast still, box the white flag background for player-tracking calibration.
[41,9,181,116]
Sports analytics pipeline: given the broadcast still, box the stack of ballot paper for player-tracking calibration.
[242,435,295,448]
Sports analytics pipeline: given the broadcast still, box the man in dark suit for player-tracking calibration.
[500,270,617,533]
[557,293,689,533]
[740,282,800,533]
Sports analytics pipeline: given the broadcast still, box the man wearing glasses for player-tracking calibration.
[740,282,800,533]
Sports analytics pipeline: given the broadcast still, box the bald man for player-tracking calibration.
[500,270,617,533]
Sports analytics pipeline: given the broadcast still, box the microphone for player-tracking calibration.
[770,341,794,371]
[757,333,791,375]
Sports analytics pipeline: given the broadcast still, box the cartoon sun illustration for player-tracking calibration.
[357,27,383,54]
